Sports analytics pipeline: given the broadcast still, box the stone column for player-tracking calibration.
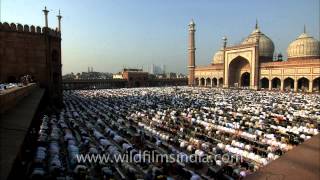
[280,79,284,91]
[210,79,213,87]
[269,79,272,90]
[188,20,196,86]
[294,80,298,92]
[309,80,313,92]
[43,7,49,27]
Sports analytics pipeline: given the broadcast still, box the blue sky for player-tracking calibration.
[1,0,319,74]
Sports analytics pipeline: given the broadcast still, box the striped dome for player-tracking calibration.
[241,28,275,58]
[212,50,224,64]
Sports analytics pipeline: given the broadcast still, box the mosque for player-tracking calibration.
[187,20,320,92]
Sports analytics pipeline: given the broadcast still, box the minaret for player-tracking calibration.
[43,6,49,27]
[57,10,62,32]
[254,20,260,90]
[188,19,196,86]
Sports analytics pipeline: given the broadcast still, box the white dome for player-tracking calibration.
[212,50,224,64]
[241,28,275,58]
[287,32,320,59]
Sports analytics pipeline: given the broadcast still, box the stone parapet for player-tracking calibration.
[0,22,61,38]
[0,83,37,114]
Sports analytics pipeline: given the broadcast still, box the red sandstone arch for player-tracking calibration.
[284,77,294,91]
[212,78,217,87]
[200,78,205,86]
[313,77,320,92]
[228,56,250,87]
[271,77,281,89]
[206,78,211,87]
[240,72,250,87]
[218,78,223,87]
[260,77,269,89]
[298,77,309,92]
[195,78,199,86]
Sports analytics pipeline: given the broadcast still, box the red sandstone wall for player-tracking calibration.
[0,22,62,105]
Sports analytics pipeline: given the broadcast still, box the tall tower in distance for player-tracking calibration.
[188,19,196,86]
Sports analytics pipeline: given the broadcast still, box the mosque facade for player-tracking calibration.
[187,20,320,92]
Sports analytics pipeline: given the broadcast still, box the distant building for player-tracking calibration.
[64,71,112,80]
[112,72,123,79]
[166,72,177,79]
[122,68,149,87]
[149,64,166,75]
[62,72,76,80]
[177,73,187,78]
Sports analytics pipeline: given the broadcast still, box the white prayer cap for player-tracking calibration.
[260,158,268,165]
[216,160,222,166]
[187,145,193,152]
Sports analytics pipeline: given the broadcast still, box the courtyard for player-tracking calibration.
[27,87,320,179]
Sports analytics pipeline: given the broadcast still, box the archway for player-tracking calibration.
[7,76,16,83]
[212,78,217,87]
[272,78,281,89]
[298,77,309,92]
[134,81,141,87]
[218,78,223,87]
[200,78,205,86]
[284,77,294,91]
[313,77,320,92]
[206,78,211,87]
[228,56,250,87]
[260,78,269,89]
[240,72,250,87]
[195,78,199,86]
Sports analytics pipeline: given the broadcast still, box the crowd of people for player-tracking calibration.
[28,87,320,180]
[0,75,33,92]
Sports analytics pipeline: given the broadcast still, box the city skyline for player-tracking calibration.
[1,0,319,74]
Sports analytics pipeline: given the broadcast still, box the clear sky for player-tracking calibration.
[1,0,319,74]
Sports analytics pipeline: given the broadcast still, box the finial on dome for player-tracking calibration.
[190,19,195,25]
[303,24,306,33]
[255,19,259,30]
